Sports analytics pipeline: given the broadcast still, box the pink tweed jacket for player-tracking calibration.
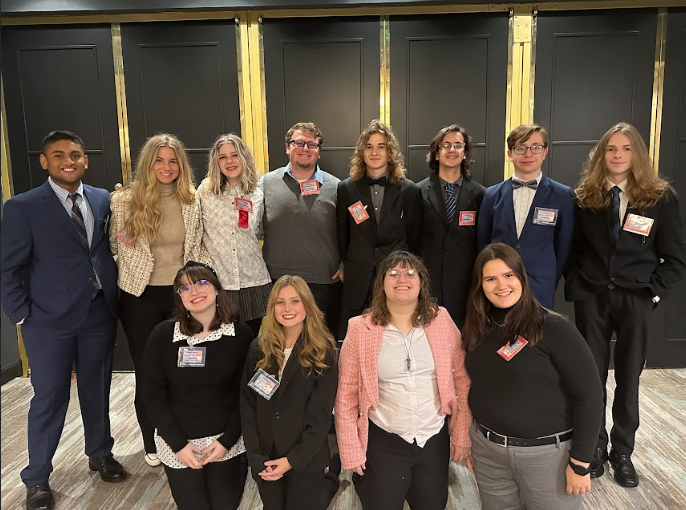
[335,307,473,470]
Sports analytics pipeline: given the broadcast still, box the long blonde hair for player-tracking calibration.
[120,133,196,243]
[350,119,406,184]
[200,133,260,195]
[575,122,672,212]
[257,275,337,376]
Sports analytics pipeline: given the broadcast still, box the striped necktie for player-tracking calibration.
[69,193,99,298]
[445,182,457,224]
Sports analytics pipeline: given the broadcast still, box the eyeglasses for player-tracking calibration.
[512,145,546,155]
[386,269,419,279]
[439,142,465,151]
[289,140,320,150]
[177,280,211,296]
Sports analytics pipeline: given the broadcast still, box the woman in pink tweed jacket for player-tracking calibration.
[335,251,473,510]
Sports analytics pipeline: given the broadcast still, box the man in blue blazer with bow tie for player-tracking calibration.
[477,124,574,309]
[1,131,127,510]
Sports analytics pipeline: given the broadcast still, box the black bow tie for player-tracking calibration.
[512,178,538,190]
[366,176,387,187]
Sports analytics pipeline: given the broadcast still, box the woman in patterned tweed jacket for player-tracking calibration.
[335,250,472,510]
[197,134,272,338]
[109,133,209,468]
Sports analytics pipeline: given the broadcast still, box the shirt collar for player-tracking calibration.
[285,163,323,184]
[439,176,463,188]
[512,171,542,184]
[606,178,628,192]
[173,321,236,346]
[48,176,84,202]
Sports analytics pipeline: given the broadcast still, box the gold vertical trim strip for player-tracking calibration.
[379,15,391,124]
[248,13,269,174]
[236,12,255,150]
[111,23,132,186]
[504,8,515,179]
[649,8,667,173]
[1,80,15,202]
[529,9,538,122]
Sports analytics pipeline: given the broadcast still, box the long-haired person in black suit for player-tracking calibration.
[564,122,685,488]
[418,124,486,328]
[337,120,422,337]
[241,275,340,510]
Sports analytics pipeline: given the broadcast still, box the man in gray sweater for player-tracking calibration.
[261,122,343,339]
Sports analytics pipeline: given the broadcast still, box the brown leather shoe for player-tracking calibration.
[88,455,128,483]
[26,482,54,510]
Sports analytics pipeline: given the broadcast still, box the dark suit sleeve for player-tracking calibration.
[563,203,584,286]
[553,188,576,284]
[218,321,254,451]
[476,188,495,251]
[406,186,423,256]
[336,181,350,265]
[651,190,686,298]
[0,199,32,324]
[286,347,338,472]
[140,322,188,452]
[240,341,270,476]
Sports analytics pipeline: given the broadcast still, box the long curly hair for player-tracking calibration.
[256,275,337,377]
[462,243,549,351]
[426,124,475,179]
[349,120,406,184]
[575,122,672,212]
[367,251,438,327]
[119,133,196,243]
[200,133,261,195]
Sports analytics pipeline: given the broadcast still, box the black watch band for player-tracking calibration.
[568,458,590,476]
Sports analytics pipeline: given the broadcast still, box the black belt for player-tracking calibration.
[475,422,573,448]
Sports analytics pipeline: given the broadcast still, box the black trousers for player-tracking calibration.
[574,287,654,455]
[353,420,450,510]
[164,454,248,510]
[120,286,174,453]
[305,281,342,341]
[256,466,339,510]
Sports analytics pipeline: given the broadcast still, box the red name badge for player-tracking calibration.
[623,213,654,236]
[300,180,320,196]
[459,210,476,226]
[117,226,133,247]
[497,335,528,361]
[235,197,253,228]
[348,201,370,224]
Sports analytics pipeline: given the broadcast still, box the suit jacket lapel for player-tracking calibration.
[353,179,378,245]
[40,180,86,250]
[519,175,552,239]
[275,336,304,404]
[378,180,401,224]
[427,175,449,228]
[359,318,383,406]
[83,186,102,250]
[452,179,476,231]
[501,179,517,237]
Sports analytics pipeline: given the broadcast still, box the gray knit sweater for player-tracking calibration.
[261,166,340,284]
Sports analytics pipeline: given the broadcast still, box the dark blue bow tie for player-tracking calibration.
[512,178,538,190]
[366,176,387,186]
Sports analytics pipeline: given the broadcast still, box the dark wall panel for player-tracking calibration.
[263,17,380,179]
[122,21,241,182]
[390,13,508,185]
[535,9,657,188]
[2,25,122,193]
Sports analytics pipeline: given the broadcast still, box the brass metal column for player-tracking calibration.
[111,23,132,186]
[380,15,391,124]
[247,12,269,174]
[649,8,668,173]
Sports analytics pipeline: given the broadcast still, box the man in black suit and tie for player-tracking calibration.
[1,131,127,510]
[337,120,422,336]
[565,123,685,488]
[418,124,486,328]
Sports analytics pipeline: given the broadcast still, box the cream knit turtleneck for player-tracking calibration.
[148,183,185,286]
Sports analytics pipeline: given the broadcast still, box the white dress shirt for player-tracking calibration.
[512,171,543,238]
[606,178,629,225]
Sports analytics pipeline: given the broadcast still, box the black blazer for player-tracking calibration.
[564,189,685,302]
[418,175,485,327]
[240,338,338,478]
[336,176,422,309]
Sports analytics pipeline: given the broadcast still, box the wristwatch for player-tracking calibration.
[568,458,590,476]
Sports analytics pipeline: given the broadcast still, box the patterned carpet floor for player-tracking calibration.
[2,370,685,509]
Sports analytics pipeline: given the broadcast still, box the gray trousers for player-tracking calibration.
[470,424,582,510]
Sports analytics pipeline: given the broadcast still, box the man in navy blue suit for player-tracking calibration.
[477,124,574,308]
[1,131,127,510]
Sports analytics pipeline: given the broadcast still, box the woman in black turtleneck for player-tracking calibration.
[462,243,603,510]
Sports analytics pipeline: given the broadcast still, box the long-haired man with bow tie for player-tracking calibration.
[476,124,574,308]
[336,120,422,337]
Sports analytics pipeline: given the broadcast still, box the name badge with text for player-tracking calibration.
[497,335,528,361]
[623,213,654,236]
[248,369,280,400]
[533,207,558,226]
[300,180,320,196]
[117,226,134,247]
[459,211,476,226]
[235,197,253,229]
[177,346,207,367]
[348,201,370,224]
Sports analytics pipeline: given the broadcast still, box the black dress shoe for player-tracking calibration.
[589,448,608,478]
[88,454,128,483]
[609,450,639,487]
[26,482,54,510]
